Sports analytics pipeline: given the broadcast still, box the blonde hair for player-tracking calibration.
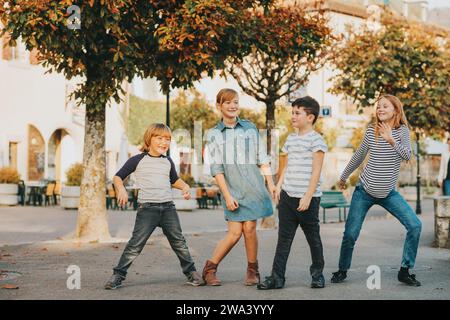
[374,94,409,141]
[140,123,171,152]
[216,88,238,106]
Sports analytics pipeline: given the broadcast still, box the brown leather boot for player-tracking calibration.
[202,260,221,286]
[245,261,260,286]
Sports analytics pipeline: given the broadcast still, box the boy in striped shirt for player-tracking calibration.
[258,96,328,290]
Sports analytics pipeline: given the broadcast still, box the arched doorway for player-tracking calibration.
[60,134,77,183]
[48,129,74,182]
[28,125,45,181]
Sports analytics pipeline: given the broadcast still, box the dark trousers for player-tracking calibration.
[113,201,196,278]
[271,190,324,283]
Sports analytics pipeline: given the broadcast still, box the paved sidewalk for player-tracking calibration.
[0,199,449,300]
[0,203,387,246]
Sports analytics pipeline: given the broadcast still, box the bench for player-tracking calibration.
[320,191,350,223]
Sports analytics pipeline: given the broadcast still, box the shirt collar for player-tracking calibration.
[216,117,244,132]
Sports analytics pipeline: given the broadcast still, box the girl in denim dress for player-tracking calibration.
[202,88,275,286]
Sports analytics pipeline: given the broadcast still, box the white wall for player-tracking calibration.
[0,49,126,182]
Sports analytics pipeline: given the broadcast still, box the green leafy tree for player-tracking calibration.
[1,0,263,240]
[226,2,332,148]
[315,118,338,151]
[171,89,219,142]
[126,95,166,145]
[350,126,366,152]
[239,108,265,129]
[0,0,162,240]
[330,9,450,135]
[146,0,264,126]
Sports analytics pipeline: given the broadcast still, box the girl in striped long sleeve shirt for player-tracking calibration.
[331,94,422,287]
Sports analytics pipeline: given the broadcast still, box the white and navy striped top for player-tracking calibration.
[341,124,412,198]
[282,131,328,198]
[115,153,179,203]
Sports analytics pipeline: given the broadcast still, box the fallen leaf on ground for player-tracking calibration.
[1,284,19,290]
[41,248,48,252]
[112,245,119,249]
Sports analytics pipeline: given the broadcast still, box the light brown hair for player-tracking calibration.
[216,88,238,106]
[140,123,171,152]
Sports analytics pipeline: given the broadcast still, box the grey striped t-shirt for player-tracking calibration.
[115,153,179,203]
[281,131,328,198]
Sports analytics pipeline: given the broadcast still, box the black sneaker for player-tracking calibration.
[330,270,347,283]
[256,276,284,290]
[104,274,125,290]
[311,274,325,288]
[398,270,421,287]
[186,271,206,286]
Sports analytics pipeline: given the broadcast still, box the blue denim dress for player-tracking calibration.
[206,118,274,221]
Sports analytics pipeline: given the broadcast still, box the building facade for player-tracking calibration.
[0,32,126,183]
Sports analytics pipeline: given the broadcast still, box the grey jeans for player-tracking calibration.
[113,201,196,277]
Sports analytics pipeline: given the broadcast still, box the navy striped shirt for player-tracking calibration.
[341,124,412,198]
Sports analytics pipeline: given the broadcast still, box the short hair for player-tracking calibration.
[140,123,171,152]
[292,96,320,124]
[216,88,238,105]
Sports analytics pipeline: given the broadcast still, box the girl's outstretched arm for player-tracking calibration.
[340,127,371,182]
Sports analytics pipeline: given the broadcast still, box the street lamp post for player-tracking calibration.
[415,129,422,215]
[166,90,170,157]
[166,90,170,128]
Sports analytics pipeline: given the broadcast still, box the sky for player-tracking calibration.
[427,0,450,8]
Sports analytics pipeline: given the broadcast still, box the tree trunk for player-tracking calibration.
[75,107,111,241]
[260,100,276,229]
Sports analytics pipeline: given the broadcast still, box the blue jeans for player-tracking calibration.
[338,185,422,271]
[444,179,450,196]
[113,202,196,277]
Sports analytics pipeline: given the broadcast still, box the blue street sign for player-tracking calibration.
[321,106,331,117]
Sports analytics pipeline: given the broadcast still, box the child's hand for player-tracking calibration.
[274,185,282,204]
[297,195,312,212]
[338,180,347,190]
[182,186,191,200]
[378,123,394,144]
[267,183,277,201]
[117,188,128,207]
[225,196,239,211]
